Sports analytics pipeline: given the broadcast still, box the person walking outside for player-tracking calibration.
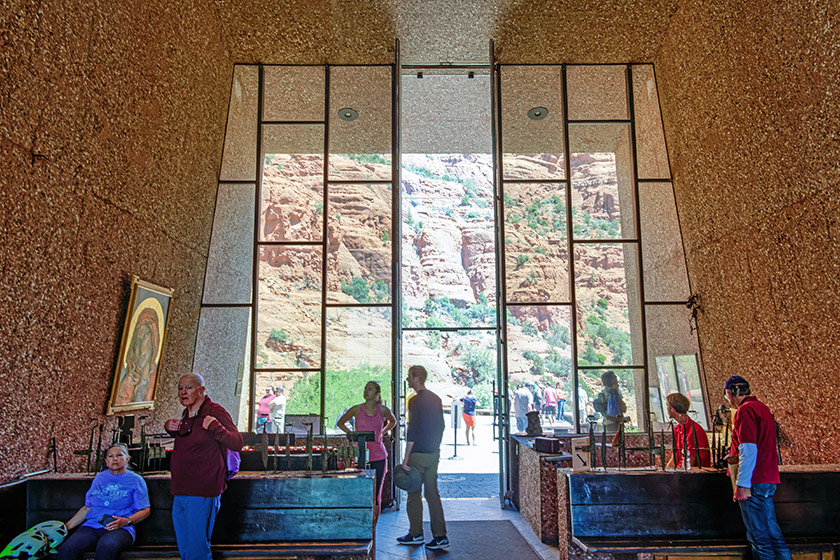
[725,376,792,560]
[543,383,558,426]
[460,389,478,445]
[396,365,448,550]
[270,386,286,434]
[513,382,534,433]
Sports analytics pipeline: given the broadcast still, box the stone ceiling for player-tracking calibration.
[214,0,682,65]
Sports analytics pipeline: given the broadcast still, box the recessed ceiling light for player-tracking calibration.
[338,108,358,121]
[528,107,548,120]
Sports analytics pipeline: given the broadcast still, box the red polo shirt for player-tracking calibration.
[730,396,780,484]
[674,418,711,467]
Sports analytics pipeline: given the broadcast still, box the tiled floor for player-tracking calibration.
[374,493,558,559]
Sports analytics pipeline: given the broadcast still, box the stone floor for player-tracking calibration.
[371,412,562,558]
[375,492,558,559]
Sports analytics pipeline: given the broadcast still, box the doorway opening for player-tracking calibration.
[398,67,503,500]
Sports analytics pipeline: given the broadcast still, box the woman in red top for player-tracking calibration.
[665,392,711,468]
[337,381,397,524]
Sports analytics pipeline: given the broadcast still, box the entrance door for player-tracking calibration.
[397,62,504,502]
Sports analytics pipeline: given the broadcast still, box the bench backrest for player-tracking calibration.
[23,474,373,545]
[568,470,840,541]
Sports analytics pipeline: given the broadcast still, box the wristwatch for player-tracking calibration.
[126,519,133,526]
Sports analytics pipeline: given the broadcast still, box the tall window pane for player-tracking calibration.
[329,66,392,181]
[203,183,255,305]
[220,65,258,181]
[260,124,324,242]
[256,246,322,369]
[504,182,570,303]
[327,183,392,304]
[574,243,643,367]
[501,65,565,180]
[570,123,636,240]
[631,64,670,180]
[325,307,392,432]
[507,305,574,424]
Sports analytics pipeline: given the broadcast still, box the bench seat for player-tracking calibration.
[79,541,373,560]
[573,536,839,556]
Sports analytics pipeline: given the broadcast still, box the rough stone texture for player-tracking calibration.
[515,439,545,542]
[0,0,231,479]
[3,0,837,481]
[655,0,840,465]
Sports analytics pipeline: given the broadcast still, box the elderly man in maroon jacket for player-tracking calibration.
[165,373,243,560]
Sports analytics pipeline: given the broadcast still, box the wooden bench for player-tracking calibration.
[79,542,372,559]
[3,472,374,560]
[567,469,840,560]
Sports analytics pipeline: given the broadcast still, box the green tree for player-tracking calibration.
[522,350,545,376]
[461,343,494,383]
[288,364,391,430]
[341,276,370,303]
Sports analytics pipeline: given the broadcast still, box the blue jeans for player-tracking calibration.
[57,526,133,560]
[557,400,565,420]
[738,483,793,560]
[516,416,528,432]
[172,495,221,560]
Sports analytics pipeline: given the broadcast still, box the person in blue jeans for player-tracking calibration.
[725,375,792,560]
[165,373,243,560]
[555,382,566,422]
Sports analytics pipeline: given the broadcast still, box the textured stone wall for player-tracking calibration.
[0,0,232,480]
[655,1,840,464]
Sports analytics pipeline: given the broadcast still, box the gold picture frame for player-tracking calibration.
[107,276,174,414]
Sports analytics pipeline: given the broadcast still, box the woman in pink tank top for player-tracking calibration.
[337,381,397,523]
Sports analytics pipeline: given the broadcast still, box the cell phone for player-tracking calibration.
[99,514,117,526]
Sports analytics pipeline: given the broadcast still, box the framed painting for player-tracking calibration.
[107,276,174,414]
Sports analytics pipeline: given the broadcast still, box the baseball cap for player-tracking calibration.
[394,466,422,493]
[723,375,749,394]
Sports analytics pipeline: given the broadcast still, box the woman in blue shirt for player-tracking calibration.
[58,444,151,560]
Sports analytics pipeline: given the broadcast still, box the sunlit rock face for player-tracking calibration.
[252,142,641,421]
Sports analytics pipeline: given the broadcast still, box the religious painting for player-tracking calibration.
[107,276,174,414]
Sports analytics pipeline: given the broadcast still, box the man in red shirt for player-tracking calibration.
[165,373,243,560]
[725,376,792,560]
[665,393,710,468]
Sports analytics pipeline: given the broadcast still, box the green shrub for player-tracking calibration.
[522,350,545,376]
[522,320,538,336]
[344,153,390,165]
[340,277,370,303]
[268,328,291,345]
[288,363,392,428]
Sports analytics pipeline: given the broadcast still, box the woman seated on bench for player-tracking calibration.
[58,444,151,560]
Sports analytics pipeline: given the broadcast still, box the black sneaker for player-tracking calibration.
[425,536,450,550]
[396,533,424,545]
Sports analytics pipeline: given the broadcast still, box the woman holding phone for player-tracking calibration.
[58,444,151,560]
